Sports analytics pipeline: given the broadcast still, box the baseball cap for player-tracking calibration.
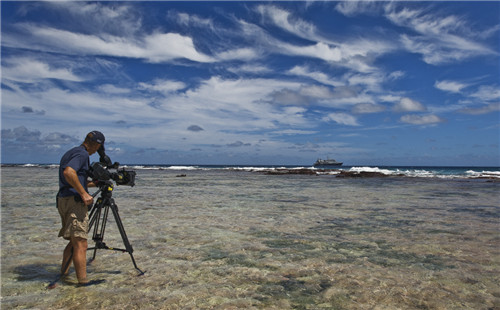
[89,130,105,145]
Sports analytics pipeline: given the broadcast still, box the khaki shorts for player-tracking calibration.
[57,196,89,240]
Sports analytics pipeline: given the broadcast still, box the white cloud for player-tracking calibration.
[400,34,486,65]
[143,32,214,63]
[98,84,131,94]
[288,66,384,105]
[435,80,468,93]
[1,84,154,137]
[4,25,214,63]
[289,38,394,72]
[138,79,186,94]
[228,64,272,74]
[324,113,360,126]
[256,5,317,40]
[176,76,310,131]
[469,85,500,101]
[249,6,394,71]
[323,94,376,107]
[335,1,382,17]
[280,41,342,62]
[299,85,334,99]
[270,88,309,106]
[171,12,215,29]
[345,72,385,92]
[271,129,317,135]
[340,38,395,61]
[2,57,83,82]
[385,4,496,65]
[388,71,405,80]
[352,103,386,114]
[393,97,426,112]
[287,65,344,87]
[216,47,260,61]
[400,114,444,125]
[379,94,402,103]
[46,2,142,36]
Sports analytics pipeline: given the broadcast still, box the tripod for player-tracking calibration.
[48,182,144,289]
[87,181,145,275]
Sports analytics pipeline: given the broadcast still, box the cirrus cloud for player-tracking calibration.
[393,97,426,112]
[400,114,444,125]
[3,24,215,63]
[323,113,360,126]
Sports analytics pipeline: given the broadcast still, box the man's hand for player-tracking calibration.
[81,192,94,206]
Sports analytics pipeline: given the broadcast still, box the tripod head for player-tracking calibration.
[93,180,114,196]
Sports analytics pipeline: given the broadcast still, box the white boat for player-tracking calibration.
[313,158,343,167]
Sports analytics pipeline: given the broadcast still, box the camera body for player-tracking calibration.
[89,148,136,187]
[89,162,136,187]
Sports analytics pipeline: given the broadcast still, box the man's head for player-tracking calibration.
[83,131,105,155]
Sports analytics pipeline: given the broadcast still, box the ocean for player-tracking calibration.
[1,164,499,309]
[6,163,500,179]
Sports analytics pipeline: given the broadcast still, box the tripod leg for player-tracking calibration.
[109,199,145,275]
[61,243,73,275]
[87,198,110,262]
[47,248,73,289]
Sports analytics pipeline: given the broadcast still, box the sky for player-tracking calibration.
[1,1,499,166]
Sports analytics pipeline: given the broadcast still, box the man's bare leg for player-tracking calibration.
[71,236,88,283]
[61,241,73,275]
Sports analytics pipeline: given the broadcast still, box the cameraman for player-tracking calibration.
[57,131,104,285]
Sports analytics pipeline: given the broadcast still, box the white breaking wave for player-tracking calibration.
[466,170,500,178]
[4,164,499,178]
[348,166,397,175]
[346,166,500,179]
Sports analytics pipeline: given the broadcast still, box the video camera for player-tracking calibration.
[89,146,136,187]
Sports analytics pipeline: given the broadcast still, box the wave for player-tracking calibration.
[2,164,499,179]
[343,166,500,179]
[465,170,500,178]
[5,163,59,168]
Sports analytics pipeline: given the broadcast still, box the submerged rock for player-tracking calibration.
[261,168,406,177]
[263,168,318,175]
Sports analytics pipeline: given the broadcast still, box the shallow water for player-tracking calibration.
[1,166,499,309]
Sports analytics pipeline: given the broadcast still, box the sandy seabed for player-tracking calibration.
[1,166,499,309]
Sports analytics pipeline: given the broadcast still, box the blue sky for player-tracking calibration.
[1,1,499,166]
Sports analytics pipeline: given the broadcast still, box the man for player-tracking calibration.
[57,130,104,285]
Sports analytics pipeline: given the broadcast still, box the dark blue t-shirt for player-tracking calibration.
[58,145,90,197]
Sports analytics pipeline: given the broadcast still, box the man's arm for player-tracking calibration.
[63,166,93,206]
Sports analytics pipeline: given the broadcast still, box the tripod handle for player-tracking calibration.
[87,188,103,211]
[92,188,102,198]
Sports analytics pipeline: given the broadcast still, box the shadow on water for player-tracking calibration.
[12,263,122,283]
[13,264,59,282]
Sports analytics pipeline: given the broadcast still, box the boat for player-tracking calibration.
[313,158,343,167]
